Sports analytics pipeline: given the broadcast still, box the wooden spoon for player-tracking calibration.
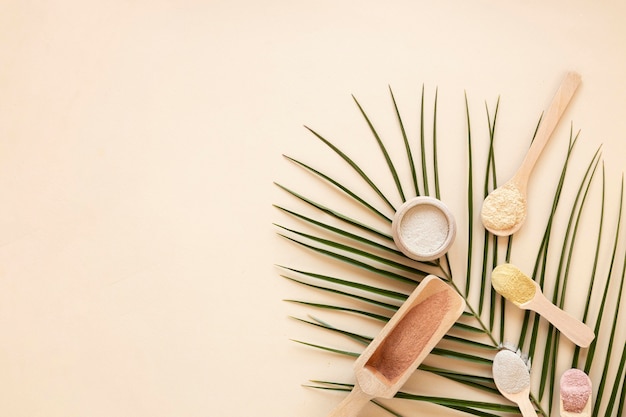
[481,71,581,236]
[491,264,595,348]
[327,275,465,417]
[493,349,538,417]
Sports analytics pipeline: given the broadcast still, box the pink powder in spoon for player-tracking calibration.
[560,368,592,413]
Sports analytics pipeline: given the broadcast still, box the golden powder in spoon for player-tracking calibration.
[491,264,536,306]
[365,290,450,384]
[481,183,527,232]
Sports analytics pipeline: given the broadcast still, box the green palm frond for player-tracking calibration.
[275,83,626,416]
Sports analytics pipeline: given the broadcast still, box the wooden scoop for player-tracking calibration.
[481,71,581,236]
[491,264,595,348]
[327,275,465,417]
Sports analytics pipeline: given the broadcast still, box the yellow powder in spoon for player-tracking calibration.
[365,290,450,384]
[491,264,536,305]
[482,183,526,231]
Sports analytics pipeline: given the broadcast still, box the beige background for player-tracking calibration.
[1,1,625,416]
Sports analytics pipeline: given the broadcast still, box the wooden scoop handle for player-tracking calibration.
[514,72,581,184]
[525,291,595,348]
[327,384,373,417]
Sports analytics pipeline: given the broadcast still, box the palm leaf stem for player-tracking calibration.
[447,278,498,346]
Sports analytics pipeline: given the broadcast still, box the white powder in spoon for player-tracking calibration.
[493,349,531,394]
[398,205,449,255]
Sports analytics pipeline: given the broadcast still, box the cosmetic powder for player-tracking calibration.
[560,368,592,413]
[366,290,450,383]
[398,204,449,256]
[493,349,531,394]
[491,264,536,305]
[482,182,526,231]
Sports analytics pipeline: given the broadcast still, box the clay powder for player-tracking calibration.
[493,349,531,394]
[366,290,450,383]
[560,368,592,413]
[482,183,526,231]
[491,264,536,305]
[398,204,449,256]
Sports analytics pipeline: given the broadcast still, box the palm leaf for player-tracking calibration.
[389,86,419,197]
[275,83,626,416]
[353,95,406,203]
[303,126,397,212]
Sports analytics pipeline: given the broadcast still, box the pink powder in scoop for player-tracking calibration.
[560,368,592,413]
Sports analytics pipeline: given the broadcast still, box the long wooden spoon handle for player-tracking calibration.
[515,72,581,182]
[518,396,539,417]
[327,384,373,417]
[528,293,595,348]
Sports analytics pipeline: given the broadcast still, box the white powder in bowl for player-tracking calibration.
[399,205,449,255]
